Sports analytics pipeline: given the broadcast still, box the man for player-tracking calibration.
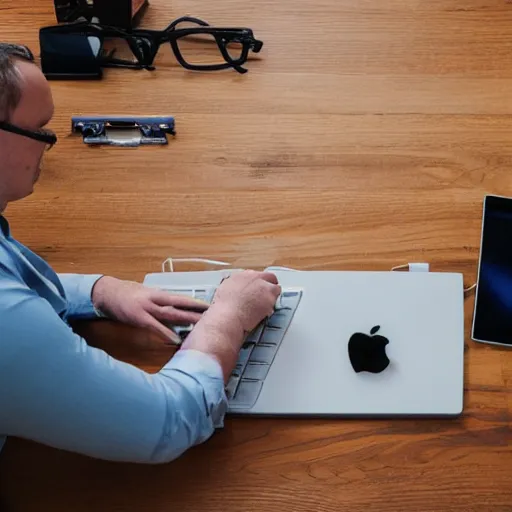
[0,43,281,463]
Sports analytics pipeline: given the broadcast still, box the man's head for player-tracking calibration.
[0,43,56,211]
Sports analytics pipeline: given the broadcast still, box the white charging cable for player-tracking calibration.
[160,258,477,294]
[161,257,231,273]
[464,283,477,294]
[391,262,476,295]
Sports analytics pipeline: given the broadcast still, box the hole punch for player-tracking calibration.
[71,116,176,146]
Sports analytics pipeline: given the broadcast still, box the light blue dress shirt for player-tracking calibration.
[0,215,227,463]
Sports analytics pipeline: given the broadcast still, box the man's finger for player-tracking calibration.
[260,272,279,285]
[143,314,182,344]
[266,286,282,315]
[150,290,210,311]
[263,281,282,297]
[154,306,203,325]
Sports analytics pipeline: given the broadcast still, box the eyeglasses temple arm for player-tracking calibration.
[164,16,210,32]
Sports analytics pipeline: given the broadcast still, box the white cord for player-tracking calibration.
[464,283,477,294]
[391,262,476,295]
[162,257,231,273]
[160,258,478,294]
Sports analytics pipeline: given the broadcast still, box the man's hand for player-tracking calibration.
[91,277,209,344]
[181,270,281,381]
[210,270,281,333]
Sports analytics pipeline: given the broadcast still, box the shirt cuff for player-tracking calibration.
[163,349,228,429]
[58,273,105,319]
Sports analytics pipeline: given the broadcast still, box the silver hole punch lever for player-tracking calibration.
[71,115,176,146]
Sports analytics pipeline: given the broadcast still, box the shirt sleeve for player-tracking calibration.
[0,278,228,464]
[57,273,105,319]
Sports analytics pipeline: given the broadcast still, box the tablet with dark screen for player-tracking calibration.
[472,195,512,347]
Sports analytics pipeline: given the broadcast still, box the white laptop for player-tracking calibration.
[143,269,465,417]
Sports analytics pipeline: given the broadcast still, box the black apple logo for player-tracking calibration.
[348,325,390,373]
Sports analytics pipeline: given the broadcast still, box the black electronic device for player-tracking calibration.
[53,0,148,29]
[472,194,512,348]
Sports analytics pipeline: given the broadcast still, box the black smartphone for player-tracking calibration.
[472,194,512,347]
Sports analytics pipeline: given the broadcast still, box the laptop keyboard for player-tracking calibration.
[159,286,303,409]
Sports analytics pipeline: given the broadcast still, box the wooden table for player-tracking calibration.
[0,0,511,510]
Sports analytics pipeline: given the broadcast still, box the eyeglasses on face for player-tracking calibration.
[0,121,57,150]
[40,16,264,74]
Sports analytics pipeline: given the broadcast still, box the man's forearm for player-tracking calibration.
[181,303,245,383]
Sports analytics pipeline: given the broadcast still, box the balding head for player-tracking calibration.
[0,43,35,121]
[0,44,55,211]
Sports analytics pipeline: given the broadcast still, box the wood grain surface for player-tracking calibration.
[0,0,511,511]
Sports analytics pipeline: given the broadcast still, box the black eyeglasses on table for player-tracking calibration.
[40,16,264,74]
[0,121,57,150]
